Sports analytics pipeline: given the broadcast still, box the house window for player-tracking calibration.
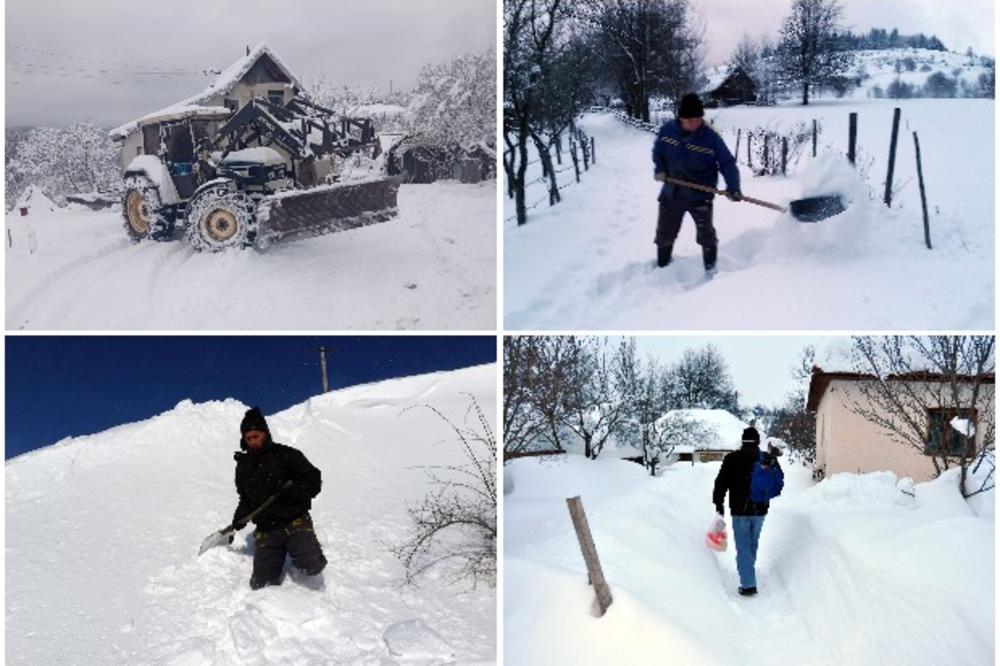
[267,90,284,106]
[136,146,143,156]
[926,408,977,456]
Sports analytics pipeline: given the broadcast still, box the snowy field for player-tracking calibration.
[504,99,994,330]
[504,455,993,666]
[6,365,496,665]
[6,181,496,330]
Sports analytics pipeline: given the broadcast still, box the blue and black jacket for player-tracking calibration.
[652,119,740,203]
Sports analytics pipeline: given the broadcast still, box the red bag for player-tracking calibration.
[705,515,727,552]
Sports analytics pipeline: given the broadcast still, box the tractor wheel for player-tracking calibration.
[121,175,175,243]
[185,182,259,252]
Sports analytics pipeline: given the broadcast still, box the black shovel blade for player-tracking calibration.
[788,195,846,223]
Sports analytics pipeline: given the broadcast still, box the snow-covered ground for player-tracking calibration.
[6,181,496,330]
[504,454,993,665]
[504,98,993,329]
[6,365,497,665]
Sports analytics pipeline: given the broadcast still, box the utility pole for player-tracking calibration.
[319,346,330,393]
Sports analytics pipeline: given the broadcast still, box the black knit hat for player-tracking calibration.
[240,407,270,434]
[677,93,704,118]
[741,426,760,447]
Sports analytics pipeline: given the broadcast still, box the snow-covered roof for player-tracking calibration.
[658,408,749,451]
[110,42,302,140]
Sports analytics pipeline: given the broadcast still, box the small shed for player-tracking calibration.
[386,138,450,184]
[455,143,496,184]
[708,67,758,106]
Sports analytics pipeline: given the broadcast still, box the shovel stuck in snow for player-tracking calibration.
[198,480,293,556]
[661,176,845,223]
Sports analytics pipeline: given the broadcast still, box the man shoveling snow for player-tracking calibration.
[652,93,742,272]
[231,407,327,589]
[712,426,783,596]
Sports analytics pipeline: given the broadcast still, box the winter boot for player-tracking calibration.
[738,586,758,596]
[657,244,673,268]
[702,244,718,272]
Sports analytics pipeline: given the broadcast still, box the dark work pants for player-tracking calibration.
[250,513,327,589]
[656,196,718,249]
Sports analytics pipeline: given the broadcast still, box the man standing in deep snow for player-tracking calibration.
[652,92,742,271]
[712,426,783,596]
[231,407,327,589]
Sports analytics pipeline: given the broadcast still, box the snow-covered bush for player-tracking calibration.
[745,121,816,176]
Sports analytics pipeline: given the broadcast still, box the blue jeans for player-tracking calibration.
[732,515,765,589]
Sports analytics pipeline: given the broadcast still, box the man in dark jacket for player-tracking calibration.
[712,426,783,596]
[232,407,327,590]
[652,92,742,271]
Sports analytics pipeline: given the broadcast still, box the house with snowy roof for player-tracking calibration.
[109,43,304,163]
[807,367,994,482]
[658,408,762,463]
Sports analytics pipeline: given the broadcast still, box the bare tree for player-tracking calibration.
[644,412,719,476]
[560,337,630,459]
[394,396,497,587]
[661,344,739,412]
[848,336,995,498]
[503,336,548,456]
[777,0,855,105]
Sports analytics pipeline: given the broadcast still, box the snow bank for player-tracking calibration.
[7,364,497,664]
[505,454,993,665]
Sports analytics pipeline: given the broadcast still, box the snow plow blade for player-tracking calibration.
[259,176,401,243]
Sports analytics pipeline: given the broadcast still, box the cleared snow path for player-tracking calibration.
[504,456,993,665]
[504,103,994,330]
[6,181,496,330]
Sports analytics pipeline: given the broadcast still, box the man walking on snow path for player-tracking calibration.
[231,407,327,590]
[712,426,784,596]
[652,92,742,271]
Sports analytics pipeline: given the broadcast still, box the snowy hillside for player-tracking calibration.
[700,47,992,103]
[504,99,993,329]
[6,181,495,330]
[504,455,993,665]
[6,365,497,665]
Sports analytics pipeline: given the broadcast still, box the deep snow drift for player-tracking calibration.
[504,99,993,329]
[6,365,497,665]
[504,455,993,666]
[6,181,496,330]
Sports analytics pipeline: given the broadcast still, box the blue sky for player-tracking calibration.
[5,335,496,459]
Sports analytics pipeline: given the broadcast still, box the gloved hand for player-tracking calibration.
[233,519,248,531]
[725,190,743,202]
[654,171,667,182]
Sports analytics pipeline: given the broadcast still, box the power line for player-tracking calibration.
[6,43,203,74]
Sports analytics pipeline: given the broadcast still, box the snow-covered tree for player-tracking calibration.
[407,48,496,150]
[643,412,720,476]
[776,0,855,105]
[6,122,121,206]
[661,344,739,412]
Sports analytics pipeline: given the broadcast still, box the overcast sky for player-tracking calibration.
[697,0,994,67]
[633,335,829,407]
[5,0,495,127]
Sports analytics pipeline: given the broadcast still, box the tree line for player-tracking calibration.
[504,336,817,475]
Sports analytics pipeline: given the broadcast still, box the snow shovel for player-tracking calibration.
[660,176,845,222]
[198,479,294,556]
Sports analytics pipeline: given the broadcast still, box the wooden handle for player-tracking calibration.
[661,175,786,213]
[229,480,294,531]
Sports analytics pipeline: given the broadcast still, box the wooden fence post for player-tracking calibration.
[747,132,752,169]
[591,136,596,164]
[848,112,858,165]
[884,107,901,207]
[566,496,614,617]
[763,134,770,173]
[735,129,742,164]
[812,119,818,157]
[781,137,788,176]
[580,132,590,171]
[913,131,932,250]
[570,140,581,183]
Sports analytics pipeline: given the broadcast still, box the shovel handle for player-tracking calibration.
[661,176,786,213]
[227,479,294,534]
